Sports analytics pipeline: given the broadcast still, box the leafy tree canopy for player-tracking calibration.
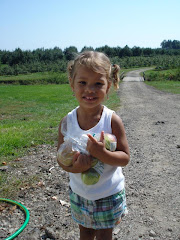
[161,40,180,49]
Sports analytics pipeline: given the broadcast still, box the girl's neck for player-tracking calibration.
[77,105,103,117]
[77,105,104,130]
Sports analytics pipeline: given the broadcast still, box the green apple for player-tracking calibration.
[104,133,117,151]
[81,168,100,185]
[91,158,98,167]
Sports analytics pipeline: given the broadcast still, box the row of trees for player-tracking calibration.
[0,40,180,76]
[1,55,180,76]
[1,40,180,66]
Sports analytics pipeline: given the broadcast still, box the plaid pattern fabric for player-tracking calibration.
[69,188,127,229]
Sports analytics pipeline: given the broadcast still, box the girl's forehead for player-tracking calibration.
[75,65,105,78]
[76,65,93,72]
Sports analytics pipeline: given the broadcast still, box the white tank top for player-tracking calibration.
[66,105,125,200]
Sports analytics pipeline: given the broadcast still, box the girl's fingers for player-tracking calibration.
[100,131,105,143]
[72,151,80,164]
[87,155,92,166]
[87,134,97,143]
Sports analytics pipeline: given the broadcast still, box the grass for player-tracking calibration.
[145,81,180,94]
[144,68,180,94]
[0,72,68,84]
[0,84,77,162]
[0,68,142,84]
[0,174,39,199]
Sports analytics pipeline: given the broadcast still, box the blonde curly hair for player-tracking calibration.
[67,51,120,89]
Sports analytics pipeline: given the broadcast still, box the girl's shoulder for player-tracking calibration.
[59,106,77,126]
[103,105,121,122]
[60,107,77,133]
[67,106,79,118]
[111,112,123,131]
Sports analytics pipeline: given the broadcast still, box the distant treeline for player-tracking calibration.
[0,40,180,76]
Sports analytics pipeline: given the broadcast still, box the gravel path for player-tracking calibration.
[1,70,180,240]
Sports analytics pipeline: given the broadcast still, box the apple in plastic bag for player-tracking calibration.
[104,133,117,151]
[94,133,117,151]
[81,168,100,185]
[57,141,76,166]
[91,158,98,167]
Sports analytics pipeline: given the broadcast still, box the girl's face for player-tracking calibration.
[71,66,111,110]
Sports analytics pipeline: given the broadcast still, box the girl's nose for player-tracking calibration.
[86,84,95,93]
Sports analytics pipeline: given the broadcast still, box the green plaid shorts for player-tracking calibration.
[69,188,127,229]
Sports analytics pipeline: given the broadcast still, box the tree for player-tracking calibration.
[52,47,64,60]
[172,40,180,49]
[80,46,94,52]
[63,46,78,60]
[120,45,132,57]
[161,40,180,49]
[9,48,24,65]
[142,48,154,56]
[132,46,142,56]
[95,45,115,57]
[1,50,12,64]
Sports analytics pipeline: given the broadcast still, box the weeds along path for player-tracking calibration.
[116,71,180,239]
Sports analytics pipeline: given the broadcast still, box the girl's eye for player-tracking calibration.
[79,81,86,85]
[96,82,104,86]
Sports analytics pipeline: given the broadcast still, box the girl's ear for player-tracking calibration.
[106,81,112,94]
[69,77,74,90]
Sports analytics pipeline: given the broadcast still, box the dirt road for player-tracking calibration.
[123,69,145,82]
[116,70,180,239]
[1,70,180,240]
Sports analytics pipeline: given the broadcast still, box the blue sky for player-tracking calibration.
[1,0,180,51]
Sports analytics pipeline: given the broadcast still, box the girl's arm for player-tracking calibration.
[57,117,92,173]
[87,113,130,167]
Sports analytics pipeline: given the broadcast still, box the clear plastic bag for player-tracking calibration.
[57,117,117,173]
[57,117,89,166]
[57,135,89,166]
[57,139,77,166]
[93,133,117,152]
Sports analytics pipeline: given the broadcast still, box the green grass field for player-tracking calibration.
[0,84,75,162]
[145,80,180,94]
[0,84,120,164]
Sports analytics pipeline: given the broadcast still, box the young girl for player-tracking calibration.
[57,51,130,240]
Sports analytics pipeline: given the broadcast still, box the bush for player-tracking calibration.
[145,68,180,81]
[0,72,69,85]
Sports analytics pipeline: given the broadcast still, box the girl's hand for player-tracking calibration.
[57,151,92,173]
[72,153,92,172]
[87,131,106,159]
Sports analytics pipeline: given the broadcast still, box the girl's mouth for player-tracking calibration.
[83,96,97,101]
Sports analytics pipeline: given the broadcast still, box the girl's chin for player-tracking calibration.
[81,98,98,103]
[79,102,101,109]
